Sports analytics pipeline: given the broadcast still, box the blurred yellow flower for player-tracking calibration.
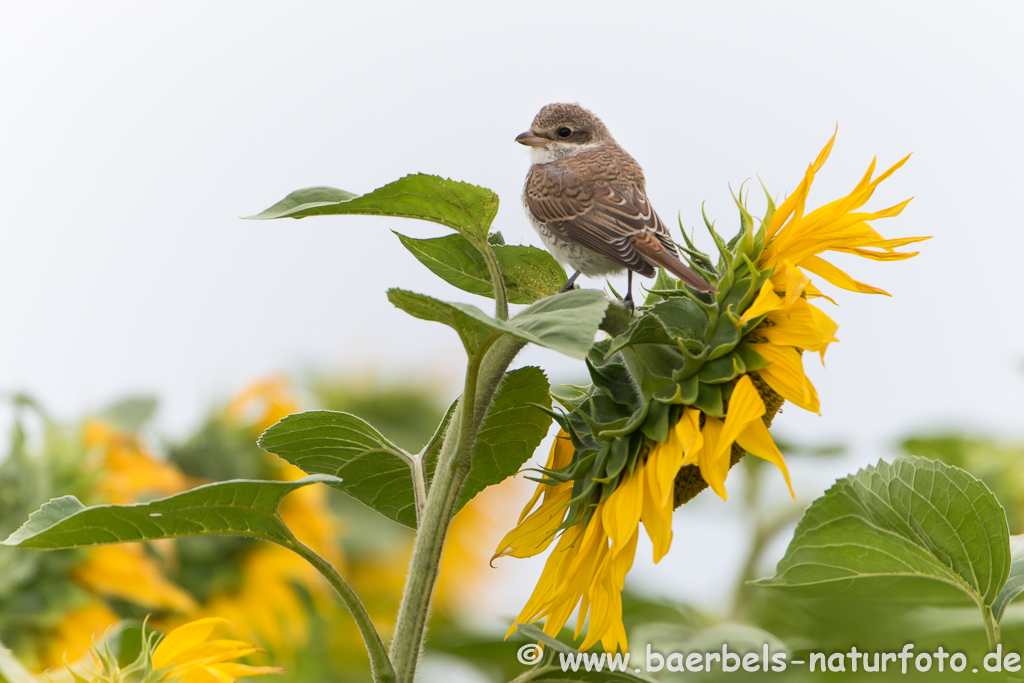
[225,378,298,434]
[153,618,283,683]
[72,545,197,615]
[43,602,120,671]
[84,420,188,505]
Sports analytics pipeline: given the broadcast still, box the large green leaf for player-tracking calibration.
[246,174,498,242]
[258,411,420,528]
[387,289,497,355]
[756,456,1011,610]
[493,244,566,302]
[396,232,565,304]
[2,476,337,549]
[389,288,609,360]
[455,367,552,509]
[994,534,1024,621]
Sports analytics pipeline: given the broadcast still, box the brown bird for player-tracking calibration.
[517,103,716,305]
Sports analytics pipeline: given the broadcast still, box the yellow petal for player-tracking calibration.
[154,618,232,670]
[697,418,729,499]
[641,458,674,562]
[736,418,795,498]
[517,432,574,524]
[602,465,644,554]
[676,408,704,468]
[800,255,891,296]
[752,343,821,414]
[763,298,839,354]
[739,280,784,324]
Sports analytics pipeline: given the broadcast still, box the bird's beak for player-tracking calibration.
[516,131,548,147]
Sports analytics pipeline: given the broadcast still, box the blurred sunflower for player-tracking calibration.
[164,379,345,662]
[4,412,197,671]
[61,617,282,683]
[495,131,928,651]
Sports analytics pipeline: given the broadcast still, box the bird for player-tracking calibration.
[516,103,716,307]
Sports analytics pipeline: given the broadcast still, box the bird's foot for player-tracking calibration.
[622,293,635,314]
[560,269,583,294]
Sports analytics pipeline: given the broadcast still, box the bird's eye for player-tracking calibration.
[556,127,572,139]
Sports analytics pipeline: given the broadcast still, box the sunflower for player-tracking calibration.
[63,617,282,683]
[495,131,928,652]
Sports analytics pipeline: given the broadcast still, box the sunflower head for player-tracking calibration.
[63,618,283,683]
[497,131,928,652]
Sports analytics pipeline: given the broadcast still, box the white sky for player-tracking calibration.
[2,2,1023,675]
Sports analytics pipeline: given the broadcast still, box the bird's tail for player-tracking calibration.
[632,232,717,293]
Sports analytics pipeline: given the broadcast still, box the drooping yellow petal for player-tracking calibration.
[494,432,576,560]
[641,455,674,562]
[696,418,729,499]
[752,343,820,414]
[800,255,891,296]
[736,418,795,498]
[677,408,704,468]
[762,298,839,355]
[651,427,684,506]
[602,464,644,554]
[517,432,575,524]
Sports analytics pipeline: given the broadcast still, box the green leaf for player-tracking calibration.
[994,534,1024,622]
[246,174,498,242]
[697,352,745,384]
[456,367,552,509]
[605,315,674,357]
[508,290,609,359]
[493,245,567,302]
[395,232,565,304]
[259,411,420,528]
[692,382,724,417]
[3,476,337,549]
[756,456,1011,612]
[389,288,609,360]
[388,289,497,355]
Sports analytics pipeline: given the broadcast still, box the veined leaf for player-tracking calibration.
[455,367,552,509]
[493,245,566,302]
[259,411,419,528]
[994,535,1024,621]
[246,174,498,242]
[388,289,497,355]
[395,232,565,304]
[2,476,337,549]
[389,288,609,360]
[756,456,1010,611]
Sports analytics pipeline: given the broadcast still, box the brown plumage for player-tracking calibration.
[517,103,716,296]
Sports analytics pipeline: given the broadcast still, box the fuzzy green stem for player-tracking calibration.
[390,333,514,682]
[285,535,395,683]
[983,605,1001,652]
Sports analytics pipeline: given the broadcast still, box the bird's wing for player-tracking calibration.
[525,157,662,276]
[525,150,716,292]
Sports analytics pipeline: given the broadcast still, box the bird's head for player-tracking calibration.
[516,103,612,162]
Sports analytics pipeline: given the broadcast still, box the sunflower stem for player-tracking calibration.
[983,605,1001,651]
[284,534,395,683]
[390,333,514,682]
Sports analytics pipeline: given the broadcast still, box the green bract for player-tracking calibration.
[541,191,780,527]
